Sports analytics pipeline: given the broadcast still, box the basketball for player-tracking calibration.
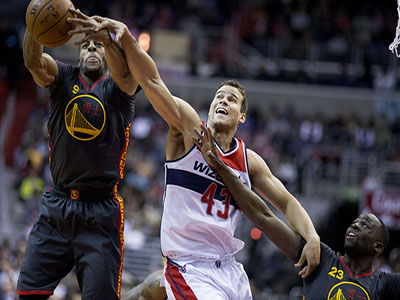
[25,0,75,47]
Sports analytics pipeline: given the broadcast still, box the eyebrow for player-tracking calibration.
[216,91,239,100]
[364,218,372,224]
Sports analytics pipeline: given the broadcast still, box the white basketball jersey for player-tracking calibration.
[161,137,251,260]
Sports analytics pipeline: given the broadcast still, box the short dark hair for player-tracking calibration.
[375,215,389,250]
[218,79,248,114]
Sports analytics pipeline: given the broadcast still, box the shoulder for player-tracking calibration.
[55,60,76,75]
[246,148,261,165]
[378,270,400,297]
[49,61,78,90]
[52,61,77,82]
[320,242,337,260]
[246,147,272,178]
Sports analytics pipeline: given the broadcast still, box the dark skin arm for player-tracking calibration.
[193,125,302,262]
[23,30,58,88]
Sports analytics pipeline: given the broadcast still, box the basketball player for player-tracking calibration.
[195,126,400,299]
[68,15,320,299]
[17,11,139,300]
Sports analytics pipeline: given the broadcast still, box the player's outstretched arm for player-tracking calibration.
[193,125,301,261]
[67,9,138,95]
[23,29,58,87]
[247,147,320,278]
[88,18,201,134]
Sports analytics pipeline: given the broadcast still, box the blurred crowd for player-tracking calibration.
[1,0,400,89]
[2,0,400,299]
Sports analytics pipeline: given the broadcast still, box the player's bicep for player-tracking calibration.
[172,96,202,133]
[29,53,58,87]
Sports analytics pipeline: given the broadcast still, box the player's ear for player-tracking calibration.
[374,241,383,255]
[239,113,246,125]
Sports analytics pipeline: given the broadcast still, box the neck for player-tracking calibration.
[81,71,105,87]
[208,125,236,152]
[342,254,375,275]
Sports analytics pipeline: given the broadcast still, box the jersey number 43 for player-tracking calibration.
[201,183,231,219]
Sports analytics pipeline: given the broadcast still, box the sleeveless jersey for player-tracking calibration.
[161,137,251,260]
[47,61,136,191]
[303,243,400,300]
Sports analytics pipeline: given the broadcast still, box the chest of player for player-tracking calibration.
[305,258,378,300]
[64,79,108,141]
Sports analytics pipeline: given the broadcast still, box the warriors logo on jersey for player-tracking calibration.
[327,282,370,300]
[65,94,106,141]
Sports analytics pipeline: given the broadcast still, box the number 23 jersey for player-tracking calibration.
[161,137,251,260]
[303,243,400,300]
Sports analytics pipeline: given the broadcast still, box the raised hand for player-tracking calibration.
[294,237,321,278]
[192,124,222,170]
[67,8,111,45]
[94,18,127,43]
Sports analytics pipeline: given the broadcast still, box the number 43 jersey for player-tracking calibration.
[161,137,251,260]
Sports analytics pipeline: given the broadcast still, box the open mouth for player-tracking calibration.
[216,107,228,115]
[346,232,356,239]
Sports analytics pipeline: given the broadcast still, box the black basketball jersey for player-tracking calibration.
[303,243,400,300]
[47,61,136,191]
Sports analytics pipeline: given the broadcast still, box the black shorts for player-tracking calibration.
[16,188,125,299]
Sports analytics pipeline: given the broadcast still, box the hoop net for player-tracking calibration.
[389,0,400,57]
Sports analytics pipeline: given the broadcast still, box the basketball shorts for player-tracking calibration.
[16,188,124,300]
[162,256,253,300]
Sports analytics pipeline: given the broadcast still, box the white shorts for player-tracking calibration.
[161,256,252,300]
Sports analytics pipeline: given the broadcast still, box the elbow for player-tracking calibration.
[24,56,39,73]
[24,58,34,71]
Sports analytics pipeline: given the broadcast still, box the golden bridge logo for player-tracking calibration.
[64,95,106,141]
[327,282,370,300]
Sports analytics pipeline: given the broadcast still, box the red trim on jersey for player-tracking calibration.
[90,76,108,91]
[113,121,130,297]
[118,123,131,179]
[48,130,51,164]
[340,256,353,277]
[78,73,89,91]
[16,290,52,296]
[219,138,247,172]
[200,121,247,172]
[340,256,375,278]
[166,262,197,300]
[114,185,125,298]
[355,269,375,278]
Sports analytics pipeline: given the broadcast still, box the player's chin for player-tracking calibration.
[84,64,102,72]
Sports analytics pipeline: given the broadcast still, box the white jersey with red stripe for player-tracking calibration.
[161,136,251,260]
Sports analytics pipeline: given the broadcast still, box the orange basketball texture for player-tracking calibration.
[25,0,75,47]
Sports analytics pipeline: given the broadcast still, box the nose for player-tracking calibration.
[88,41,96,52]
[351,222,360,231]
[218,97,228,105]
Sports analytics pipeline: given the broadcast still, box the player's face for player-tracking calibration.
[78,40,107,74]
[344,213,382,258]
[208,85,246,130]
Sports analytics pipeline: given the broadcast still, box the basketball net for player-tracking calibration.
[389,0,400,57]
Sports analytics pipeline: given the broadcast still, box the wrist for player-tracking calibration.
[307,234,320,244]
[102,29,113,47]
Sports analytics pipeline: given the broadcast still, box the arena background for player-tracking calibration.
[1,0,400,299]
